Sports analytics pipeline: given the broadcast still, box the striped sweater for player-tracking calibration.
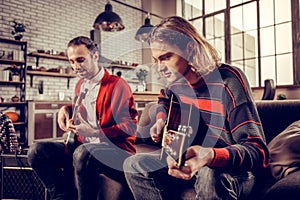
[157,64,269,171]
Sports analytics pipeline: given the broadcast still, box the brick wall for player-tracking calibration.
[0,0,143,101]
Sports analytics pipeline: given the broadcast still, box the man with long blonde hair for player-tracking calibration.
[124,16,269,200]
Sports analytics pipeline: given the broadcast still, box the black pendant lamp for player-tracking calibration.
[93,0,125,32]
[135,14,154,42]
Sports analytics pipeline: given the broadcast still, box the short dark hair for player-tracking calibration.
[67,36,98,53]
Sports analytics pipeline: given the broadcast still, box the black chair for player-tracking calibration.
[262,79,276,100]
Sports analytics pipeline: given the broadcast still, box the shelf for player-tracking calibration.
[101,63,136,71]
[0,102,26,107]
[27,70,76,77]
[0,37,27,45]
[104,64,136,70]
[0,37,27,147]
[13,122,26,126]
[0,58,25,65]
[27,70,77,88]
[28,52,68,70]
[0,80,25,85]
[28,52,68,61]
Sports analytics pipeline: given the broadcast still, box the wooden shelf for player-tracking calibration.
[0,58,25,65]
[28,52,68,61]
[28,52,68,69]
[0,102,26,107]
[13,122,26,126]
[104,63,136,70]
[0,80,25,85]
[0,37,27,45]
[27,70,76,78]
[0,37,27,147]
[27,70,77,88]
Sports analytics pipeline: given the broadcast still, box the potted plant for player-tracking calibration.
[11,20,26,40]
[135,65,149,92]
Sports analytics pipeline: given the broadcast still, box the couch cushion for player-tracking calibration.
[263,170,300,200]
[268,120,300,181]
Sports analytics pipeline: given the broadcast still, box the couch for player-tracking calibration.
[98,100,300,200]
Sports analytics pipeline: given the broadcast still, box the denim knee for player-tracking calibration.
[27,142,45,167]
[123,155,136,173]
[73,145,90,171]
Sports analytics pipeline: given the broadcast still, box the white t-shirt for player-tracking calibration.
[80,67,104,143]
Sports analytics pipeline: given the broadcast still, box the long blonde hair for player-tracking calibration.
[148,16,221,75]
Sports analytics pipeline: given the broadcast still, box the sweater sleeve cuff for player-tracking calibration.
[209,148,230,167]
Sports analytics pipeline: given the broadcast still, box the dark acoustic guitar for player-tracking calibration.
[160,95,195,167]
[64,88,88,154]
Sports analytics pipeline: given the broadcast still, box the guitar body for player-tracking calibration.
[162,129,190,166]
[161,97,200,166]
[65,131,82,154]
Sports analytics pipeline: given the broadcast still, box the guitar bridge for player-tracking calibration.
[162,125,193,166]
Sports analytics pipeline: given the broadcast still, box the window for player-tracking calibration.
[182,0,297,87]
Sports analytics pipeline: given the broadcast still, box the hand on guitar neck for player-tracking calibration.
[63,89,88,153]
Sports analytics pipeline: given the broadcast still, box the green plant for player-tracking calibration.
[135,65,149,81]
[11,20,26,35]
[11,20,26,40]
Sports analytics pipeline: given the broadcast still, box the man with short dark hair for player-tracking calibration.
[28,36,138,200]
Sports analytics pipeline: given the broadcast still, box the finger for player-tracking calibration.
[168,168,193,180]
[58,116,69,131]
[66,119,74,129]
[166,156,178,168]
[151,134,161,143]
[58,123,67,132]
[179,164,192,174]
[150,126,157,136]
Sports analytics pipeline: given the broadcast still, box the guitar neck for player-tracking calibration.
[71,88,88,121]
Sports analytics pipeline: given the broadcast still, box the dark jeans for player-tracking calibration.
[27,141,132,200]
[124,153,256,200]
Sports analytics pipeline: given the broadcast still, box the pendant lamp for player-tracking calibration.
[135,14,154,42]
[93,0,125,32]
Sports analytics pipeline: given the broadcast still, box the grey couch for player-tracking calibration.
[98,100,300,200]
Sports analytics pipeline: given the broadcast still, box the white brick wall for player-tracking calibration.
[0,0,144,101]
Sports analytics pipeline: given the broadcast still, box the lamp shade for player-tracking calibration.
[93,2,125,32]
[135,17,154,42]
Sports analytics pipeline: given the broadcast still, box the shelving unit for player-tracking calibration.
[28,52,68,67]
[101,63,136,75]
[0,37,27,146]
[27,70,77,88]
[27,52,76,88]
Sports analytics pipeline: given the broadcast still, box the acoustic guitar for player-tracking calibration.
[64,88,88,153]
[160,95,195,166]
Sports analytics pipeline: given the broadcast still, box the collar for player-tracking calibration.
[85,67,104,85]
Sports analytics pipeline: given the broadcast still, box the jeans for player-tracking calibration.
[123,153,256,200]
[28,141,132,200]
[73,143,132,200]
[27,141,76,200]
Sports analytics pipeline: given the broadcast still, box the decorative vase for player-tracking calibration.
[137,80,146,92]
[14,34,23,41]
